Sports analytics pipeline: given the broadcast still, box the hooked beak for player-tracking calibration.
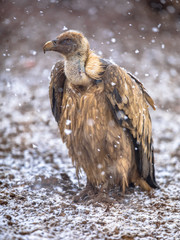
[43,40,57,53]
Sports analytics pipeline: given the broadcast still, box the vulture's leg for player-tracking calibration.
[86,182,116,205]
[73,181,98,203]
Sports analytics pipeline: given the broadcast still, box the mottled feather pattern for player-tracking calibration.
[128,72,156,110]
[103,64,157,187]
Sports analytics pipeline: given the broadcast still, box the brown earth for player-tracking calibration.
[0,1,180,239]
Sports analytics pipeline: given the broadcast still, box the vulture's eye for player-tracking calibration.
[60,39,74,45]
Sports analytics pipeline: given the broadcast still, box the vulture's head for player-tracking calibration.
[43,30,90,59]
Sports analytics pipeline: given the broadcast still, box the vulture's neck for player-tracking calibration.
[64,50,104,87]
[64,54,91,87]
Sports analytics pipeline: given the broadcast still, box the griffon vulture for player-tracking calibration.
[43,30,159,202]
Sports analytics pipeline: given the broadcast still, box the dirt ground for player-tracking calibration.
[0,0,180,239]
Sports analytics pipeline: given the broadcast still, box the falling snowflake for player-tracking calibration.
[64,129,72,135]
[63,26,68,31]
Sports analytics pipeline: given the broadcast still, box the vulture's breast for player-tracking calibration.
[59,82,109,149]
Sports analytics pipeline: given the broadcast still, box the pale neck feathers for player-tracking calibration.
[64,50,104,86]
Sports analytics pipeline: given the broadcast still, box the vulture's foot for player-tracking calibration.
[86,191,115,206]
[73,182,98,203]
[73,182,116,206]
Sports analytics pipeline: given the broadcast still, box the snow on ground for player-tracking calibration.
[0,1,179,239]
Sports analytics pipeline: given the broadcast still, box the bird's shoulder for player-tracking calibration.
[102,63,156,111]
[50,60,65,79]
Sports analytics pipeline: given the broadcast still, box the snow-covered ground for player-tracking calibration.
[0,1,179,239]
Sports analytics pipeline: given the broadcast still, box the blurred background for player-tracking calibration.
[0,0,180,239]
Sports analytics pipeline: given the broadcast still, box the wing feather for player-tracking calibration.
[128,72,156,110]
[49,60,66,123]
[103,64,159,188]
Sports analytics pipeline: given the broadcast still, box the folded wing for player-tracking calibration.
[49,61,66,123]
[103,64,159,188]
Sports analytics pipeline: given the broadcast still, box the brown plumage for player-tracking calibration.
[43,30,159,200]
